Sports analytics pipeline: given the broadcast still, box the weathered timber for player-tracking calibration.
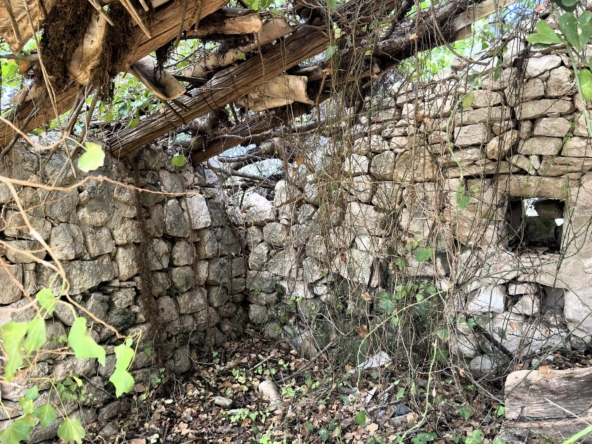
[191,0,491,164]
[109,0,399,157]
[109,26,331,157]
[0,0,228,146]
[500,368,592,442]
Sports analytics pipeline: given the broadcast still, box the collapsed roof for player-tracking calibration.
[0,0,512,165]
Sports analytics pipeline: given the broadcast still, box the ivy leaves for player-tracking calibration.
[109,340,136,397]
[77,141,105,172]
[68,317,106,365]
[526,21,562,45]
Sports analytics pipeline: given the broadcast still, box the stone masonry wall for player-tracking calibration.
[237,40,592,374]
[0,139,247,441]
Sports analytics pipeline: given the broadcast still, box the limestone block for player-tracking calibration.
[469,355,497,376]
[372,182,402,209]
[171,240,193,266]
[562,137,592,157]
[297,204,316,224]
[526,54,562,78]
[196,229,219,259]
[158,170,185,193]
[44,190,79,223]
[492,119,516,135]
[247,226,264,247]
[509,154,538,174]
[207,257,231,286]
[273,180,302,207]
[470,90,503,108]
[303,182,321,206]
[510,294,541,316]
[145,204,165,237]
[247,270,278,293]
[370,151,395,180]
[305,234,327,260]
[533,117,571,138]
[4,240,46,264]
[244,193,275,225]
[83,226,115,258]
[164,199,190,237]
[263,222,288,247]
[454,124,490,147]
[249,304,268,324]
[249,242,269,271]
[344,202,385,236]
[546,66,576,98]
[4,210,51,241]
[156,296,179,323]
[185,195,211,229]
[50,224,84,260]
[171,266,194,292]
[450,323,480,358]
[344,154,369,176]
[302,257,323,284]
[148,238,170,270]
[518,137,563,156]
[482,67,517,90]
[291,224,311,248]
[217,227,242,256]
[0,264,23,304]
[140,185,166,207]
[515,99,575,120]
[109,215,141,245]
[538,156,592,176]
[390,136,409,152]
[267,248,298,278]
[353,135,389,154]
[176,289,207,315]
[278,280,314,299]
[112,288,136,309]
[343,175,374,203]
[37,255,115,295]
[114,244,139,281]
[393,147,437,183]
[455,106,511,125]
[331,248,376,286]
[486,130,519,160]
[207,286,229,308]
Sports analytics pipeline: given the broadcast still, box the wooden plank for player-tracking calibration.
[451,0,515,41]
[505,368,592,421]
[0,0,228,146]
[109,0,400,157]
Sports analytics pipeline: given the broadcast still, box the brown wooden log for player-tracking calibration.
[501,367,592,442]
[0,0,228,146]
[109,0,400,157]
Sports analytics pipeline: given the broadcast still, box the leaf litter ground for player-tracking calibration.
[79,329,592,443]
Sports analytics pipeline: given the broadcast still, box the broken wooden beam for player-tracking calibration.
[187,8,262,37]
[0,0,228,146]
[108,0,400,157]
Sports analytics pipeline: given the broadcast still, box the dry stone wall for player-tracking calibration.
[0,139,247,439]
[238,44,592,373]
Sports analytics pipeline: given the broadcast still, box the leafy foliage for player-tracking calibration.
[78,141,105,172]
[57,418,86,444]
[68,317,106,365]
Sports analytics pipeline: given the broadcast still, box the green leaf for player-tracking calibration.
[526,20,563,45]
[0,418,33,444]
[456,185,471,210]
[558,13,581,49]
[462,93,475,108]
[18,397,35,415]
[415,247,433,263]
[78,141,105,172]
[36,288,56,315]
[33,404,58,428]
[466,429,484,444]
[110,368,135,397]
[354,410,366,425]
[24,387,39,401]
[458,405,472,420]
[379,297,396,315]
[318,428,330,442]
[553,0,578,11]
[579,69,592,102]
[24,318,46,356]
[57,418,86,444]
[325,44,338,61]
[579,11,592,47]
[114,342,135,370]
[327,0,336,7]
[1,322,28,382]
[68,317,106,366]
[143,346,152,357]
[171,154,186,168]
[467,73,482,88]
[495,405,506,417]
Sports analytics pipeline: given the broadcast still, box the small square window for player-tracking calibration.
[507,198,564,253]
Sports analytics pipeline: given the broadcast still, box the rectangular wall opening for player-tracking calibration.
[507,198,564,253]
